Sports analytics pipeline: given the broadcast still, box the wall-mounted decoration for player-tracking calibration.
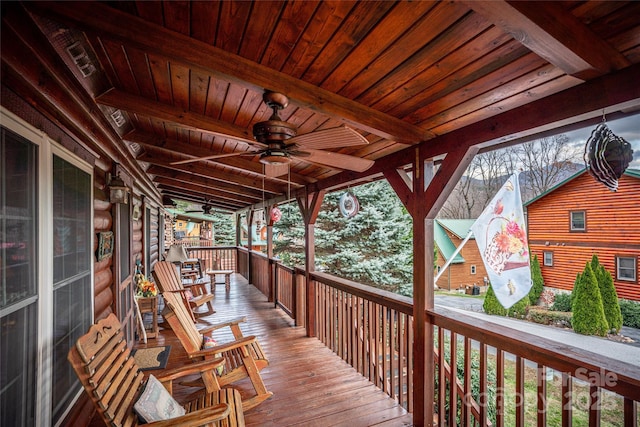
[339,191,359,218]
[132,203,142,221]
[96,231,114,261]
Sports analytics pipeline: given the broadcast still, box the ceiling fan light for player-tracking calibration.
[259,151,290,165]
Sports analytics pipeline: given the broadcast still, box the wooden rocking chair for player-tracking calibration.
[153,260,215,321]
[161,291,272,410]
[68,313,245,426]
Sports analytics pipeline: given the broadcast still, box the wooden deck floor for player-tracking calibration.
[131,273,413,427]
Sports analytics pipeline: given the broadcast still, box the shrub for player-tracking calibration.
[551,292,572,312]
[571,262,609,336]
[483,284,529,318]
[528,254,544,304]
[596,265,623,333]
[619,299,640,329]
[527,306,572,328]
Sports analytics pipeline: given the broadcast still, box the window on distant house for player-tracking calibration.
[543,251,553,266]
[471,265,476,274]
[617,256,637,282]
[570,211,586,231]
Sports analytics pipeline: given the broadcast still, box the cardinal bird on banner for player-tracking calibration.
[471,173,531,309]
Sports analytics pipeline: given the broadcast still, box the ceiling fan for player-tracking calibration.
[185,200,214,215]
[171,91,375,176]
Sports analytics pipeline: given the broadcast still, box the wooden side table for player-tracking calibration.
[206,270,234,293]
[135,296,158,341]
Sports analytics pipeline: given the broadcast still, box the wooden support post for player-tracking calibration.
[247,210,254,283]
[385,144,478,426]
[266,206,275,302]
[297,189,325,338]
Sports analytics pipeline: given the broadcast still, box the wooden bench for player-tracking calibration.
[206,270,234,293]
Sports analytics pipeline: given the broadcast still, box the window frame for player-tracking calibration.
[616,255,637,282]
[543,251,554,267]
[570,210,586,232]
[1,108,94,426]
[470,265,477,274]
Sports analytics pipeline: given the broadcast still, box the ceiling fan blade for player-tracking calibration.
[264,163,290,177]
[289,125,368,150]
[293,148,374,172]
[170,150,260,165]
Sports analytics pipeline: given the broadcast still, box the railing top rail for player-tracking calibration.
[184,245,238,250]
[430,306,640,400]
[274,262,295,274]
[311,271,413,315]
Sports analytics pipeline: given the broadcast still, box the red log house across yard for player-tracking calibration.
[526,169,640,301]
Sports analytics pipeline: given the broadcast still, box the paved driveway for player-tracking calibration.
[434,293,640,366]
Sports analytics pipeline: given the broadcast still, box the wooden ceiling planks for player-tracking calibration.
[12,0,639,212]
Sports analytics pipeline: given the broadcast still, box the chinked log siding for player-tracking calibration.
[527,171,640,301]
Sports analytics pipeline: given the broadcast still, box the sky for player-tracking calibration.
[564,113,640,170]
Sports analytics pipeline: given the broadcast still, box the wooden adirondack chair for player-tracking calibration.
[153,260,215,321]
[161,291,272,410]
[68,313,245,427]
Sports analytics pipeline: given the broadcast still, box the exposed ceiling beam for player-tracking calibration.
[98,89,255,145]
[124,130,314,186]
[140,153,285,195]
[153,176,259,206]
[309,62,640,194]
[29,1,431,144]
[159,188,240,211]
[464,0,631,80]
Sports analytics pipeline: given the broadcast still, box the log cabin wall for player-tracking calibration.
[527,171,640,301]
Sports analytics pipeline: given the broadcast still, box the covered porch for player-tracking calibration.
[2,2,639,426]
[122,247,639,426]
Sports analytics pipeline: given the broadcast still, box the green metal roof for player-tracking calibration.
[524,168,640,206]
[434,219,475,264]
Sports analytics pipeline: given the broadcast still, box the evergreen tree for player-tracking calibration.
[591,255,623,333]
[209,212,235,245]
[483,284,529,317]
[528,254,544,304]
[273,202,305,267]
[315,181,413,295]
[572,262,609,336]
[272,181,413,296]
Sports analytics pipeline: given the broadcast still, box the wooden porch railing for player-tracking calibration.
[183,245,237,272]
[188,247,640,426]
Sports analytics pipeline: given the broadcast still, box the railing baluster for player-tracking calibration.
[438,327,446,426]
[496,349,504,427]
[562,373,572,427]
[449,331,458,426]
[589,385,600,427]
[537,364,546,427]
[463,337,472,427]
[516,356,524,427]
[623,397,637,427]
[479,342,487,427]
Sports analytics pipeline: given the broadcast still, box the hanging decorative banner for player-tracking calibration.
[584,122,633,191]
[471,173,531,309]
[339,191,359,218]
[269,206,282,223]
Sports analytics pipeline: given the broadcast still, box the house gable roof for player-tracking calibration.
[434,219,475,264]
[524,168,640,207]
